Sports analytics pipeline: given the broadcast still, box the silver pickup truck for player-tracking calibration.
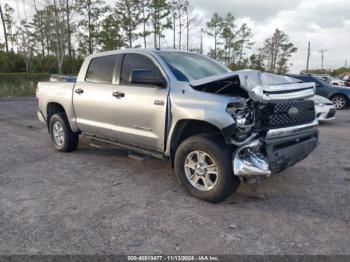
[37,49,318,202]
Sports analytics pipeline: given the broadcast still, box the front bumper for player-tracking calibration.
[316,105,336,121]
[233,121,318,177]
[263,126,318,173]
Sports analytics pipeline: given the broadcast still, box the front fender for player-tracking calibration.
[165,82,238,156]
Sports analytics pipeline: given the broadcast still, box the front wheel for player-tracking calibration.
[331,95,348,110]
[174,135,240,203]
[49,113,79,152]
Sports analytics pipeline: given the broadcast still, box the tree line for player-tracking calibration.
[0,0,297,75]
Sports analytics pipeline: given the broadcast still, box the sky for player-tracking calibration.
[1,0,350,73]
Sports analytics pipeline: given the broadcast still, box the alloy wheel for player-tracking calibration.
[332,96,346,109]
[52,122,64,146]
[184,150,218,191]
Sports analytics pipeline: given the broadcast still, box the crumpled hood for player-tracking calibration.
[233,70,303,91]
[190,70,315,103]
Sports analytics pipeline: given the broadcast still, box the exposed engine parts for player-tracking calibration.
[228,101,272,183]
[227,99,256,144]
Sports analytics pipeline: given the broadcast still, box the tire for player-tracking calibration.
[49,113,79,152]
[174,135,240,203]
[331,95,348,110]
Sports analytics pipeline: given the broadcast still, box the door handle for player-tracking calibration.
[75,88,84,94]
[112,91,125,99]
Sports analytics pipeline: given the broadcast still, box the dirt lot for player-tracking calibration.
[0,97,349,255]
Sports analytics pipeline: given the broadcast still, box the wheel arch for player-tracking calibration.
[47,102,66,124]
[169,119,230,167]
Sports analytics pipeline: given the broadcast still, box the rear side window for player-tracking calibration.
[86,55,117,83]
[120,54,163,84]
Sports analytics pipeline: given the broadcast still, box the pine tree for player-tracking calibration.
[236,23,254,66]
[149,0,171,49]
[64,0,76,58]
[221,12,236,65]
[115,0,141,48]
[138,0,152,48]
[77,0,106,55]
[3,4,16,52]
[206,13,224,59]
[249,53,264,71]
[169,0,179,49]
[99,14,124,50]
[0,4,9,53]
[259,29,297,74]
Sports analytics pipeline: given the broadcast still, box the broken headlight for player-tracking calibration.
[227,100,255,141]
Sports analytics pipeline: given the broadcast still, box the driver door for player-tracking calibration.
[106,53,169,152]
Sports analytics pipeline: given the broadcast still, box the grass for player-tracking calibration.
[0,73,50,97]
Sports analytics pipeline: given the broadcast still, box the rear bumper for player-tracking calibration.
[233,121,318,177]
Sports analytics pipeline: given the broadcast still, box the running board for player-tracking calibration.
[128,150,151,161]
[84,134,166,160]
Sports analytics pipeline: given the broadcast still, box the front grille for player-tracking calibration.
[261,100,315,128]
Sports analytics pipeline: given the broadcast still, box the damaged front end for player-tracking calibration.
[190,70,318,183]
[228,71,317,182]
[190,70,318,181]
[233,140,271,177]
[226,98,273,183]
[231,121,318,184]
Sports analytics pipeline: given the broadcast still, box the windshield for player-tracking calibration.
[158,52,230,82]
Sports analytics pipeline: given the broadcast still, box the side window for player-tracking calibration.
[86,55,117,83]
[120,54,163,85]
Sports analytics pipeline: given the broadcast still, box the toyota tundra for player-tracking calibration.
[37,49,318,202]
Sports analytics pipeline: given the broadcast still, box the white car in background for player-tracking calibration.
[312,95,336,121]
[321,76,345,86]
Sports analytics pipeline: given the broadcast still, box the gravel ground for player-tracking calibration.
[0,97,349,255]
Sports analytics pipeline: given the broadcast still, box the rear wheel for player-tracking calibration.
[49,113,79,152]
[174,135,240,203]
[331,95,348,110]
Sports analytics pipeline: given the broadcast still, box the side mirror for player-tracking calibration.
[130,69,166,88]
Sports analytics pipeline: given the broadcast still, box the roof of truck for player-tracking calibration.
[87,48,192,58]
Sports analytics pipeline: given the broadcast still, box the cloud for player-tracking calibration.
[1,0,349,73]
[190,0,304,21]
[191,0,350,73]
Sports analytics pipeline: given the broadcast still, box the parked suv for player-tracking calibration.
[37,50,318,202]
[289,74,350,110]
